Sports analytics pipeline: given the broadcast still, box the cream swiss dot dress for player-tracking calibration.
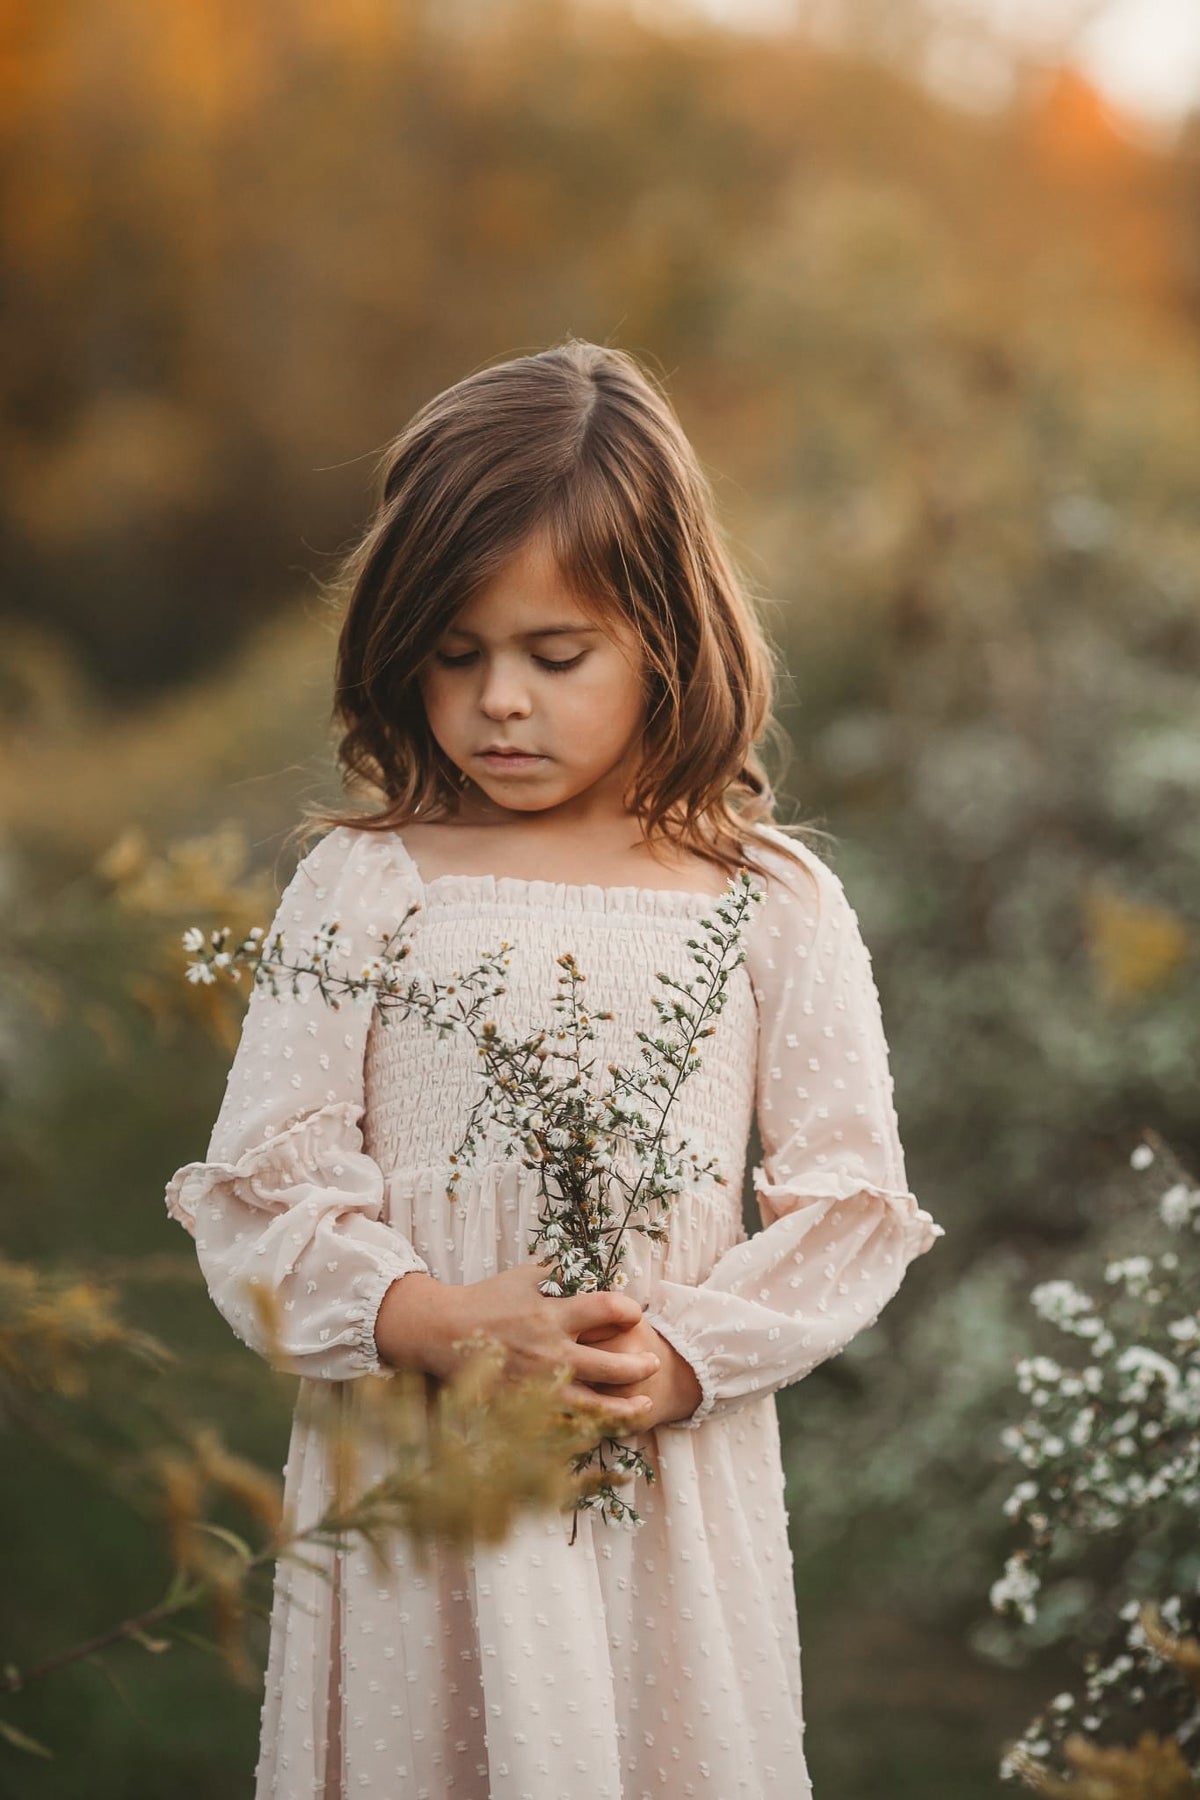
[163,819,943,1800]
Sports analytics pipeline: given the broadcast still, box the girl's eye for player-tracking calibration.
[433,651,585,674]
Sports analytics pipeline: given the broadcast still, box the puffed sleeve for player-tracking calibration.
[643,827,944,1429]
[162,825,430,1381]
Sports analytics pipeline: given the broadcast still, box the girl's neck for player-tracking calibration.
[400,815,728,897]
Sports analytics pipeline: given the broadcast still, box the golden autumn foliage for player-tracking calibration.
[1082,880,1192,1004]
[0,0,1194,726]
[0,1253,172,1402]
[2,1244,633,1706]
[1007,1730,1198,1799]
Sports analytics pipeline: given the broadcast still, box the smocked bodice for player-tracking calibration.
[361,871,759,1201]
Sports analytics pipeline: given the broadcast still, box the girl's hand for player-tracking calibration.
[374,1263,662,1427]
[577,1314,704,1431]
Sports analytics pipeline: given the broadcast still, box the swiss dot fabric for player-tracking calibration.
[164,821,943,1800]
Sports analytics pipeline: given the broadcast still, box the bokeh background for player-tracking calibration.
[3,1,1200,1794]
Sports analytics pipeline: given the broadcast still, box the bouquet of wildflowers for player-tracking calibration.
[184,868,763,1532]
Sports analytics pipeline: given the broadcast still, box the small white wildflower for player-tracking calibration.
[1002,1480,1037,1520]
[1116,1345,1180,1391]
[1130,1143,1154,1170]
[1104,1256,1152,1290]
[990,1553,1041,1623]
[1030,1280,1093,1325]
[1068,1407,1095,1447]
[1159,1183,1197,1230]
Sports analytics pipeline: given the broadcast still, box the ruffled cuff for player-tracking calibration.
[751,1164,945,1257]
[341,1257,430,1377]
[643,1176,945,1427]
[163,1100,429,1380]
[164,1100,378,1237]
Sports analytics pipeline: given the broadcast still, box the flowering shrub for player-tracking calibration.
[990,1135,1200,1788]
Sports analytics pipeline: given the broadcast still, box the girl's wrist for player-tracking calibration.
[656,1332,704,1425]
[374,1271,462,1377]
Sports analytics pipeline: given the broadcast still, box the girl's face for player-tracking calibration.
[417,529,651,824]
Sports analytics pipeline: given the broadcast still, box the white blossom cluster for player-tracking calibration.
[997,1587,1200,1782]
[993,1138,1200,1783]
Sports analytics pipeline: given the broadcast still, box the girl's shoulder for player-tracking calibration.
[269,826,419,963]
[739,822,875,987]
[283,823,415,912]
[743,820,842,910]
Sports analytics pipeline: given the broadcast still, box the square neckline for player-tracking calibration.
[384,826,739,912]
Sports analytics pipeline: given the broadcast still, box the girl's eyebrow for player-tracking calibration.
[443,624,603,642]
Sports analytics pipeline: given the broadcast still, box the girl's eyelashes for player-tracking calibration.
[432,651,586,674]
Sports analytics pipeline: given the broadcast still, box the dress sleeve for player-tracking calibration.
[643,830,944,1429]
[162,825,430,1381]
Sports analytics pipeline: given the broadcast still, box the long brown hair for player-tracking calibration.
[296,336,827,883]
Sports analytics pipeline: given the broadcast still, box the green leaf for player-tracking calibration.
[161,1565,195,1609]
[165,1627,224,1659]
[191,1521,253,1561]
[0,1717,55,1758]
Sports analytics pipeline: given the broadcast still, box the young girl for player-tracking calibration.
[164,338,944,1800]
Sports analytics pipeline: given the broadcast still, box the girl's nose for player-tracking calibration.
[480,680,532,716]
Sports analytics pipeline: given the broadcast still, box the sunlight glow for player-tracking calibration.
[654,0,1200,126]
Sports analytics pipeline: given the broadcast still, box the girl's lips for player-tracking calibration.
[478,751,545,770]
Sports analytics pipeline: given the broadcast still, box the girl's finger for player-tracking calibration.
[572,1345,660,1387]
[561,1288,644,1337]
[560,1381,653,1423]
